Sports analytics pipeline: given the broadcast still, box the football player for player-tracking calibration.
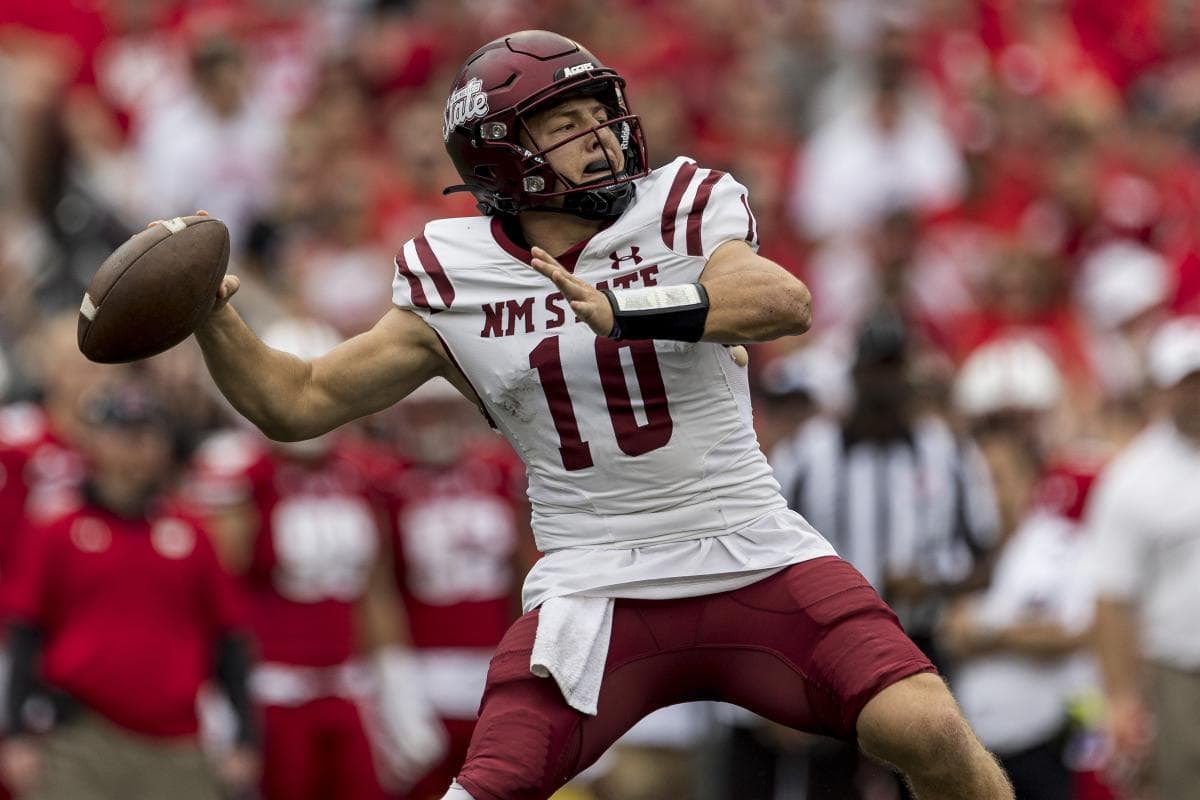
[186,30,1014,800]
[380,377,528,800]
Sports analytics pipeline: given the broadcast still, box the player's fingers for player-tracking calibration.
[531,259,587,298]
[217,275,240,301]
[146,210,209,229]
[527,256,555,280]
[570,299,613,336]
[569,300,599,323]
[529,246,561,269]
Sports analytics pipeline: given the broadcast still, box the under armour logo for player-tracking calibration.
[608,247,643,269]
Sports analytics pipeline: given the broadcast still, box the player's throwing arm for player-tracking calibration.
[77,208,458,444]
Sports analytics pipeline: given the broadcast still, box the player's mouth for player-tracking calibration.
[583,158,612,175]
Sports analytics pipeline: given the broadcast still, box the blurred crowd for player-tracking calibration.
[2,0,1200,798]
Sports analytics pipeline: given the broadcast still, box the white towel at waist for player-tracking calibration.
[530,595,614,716]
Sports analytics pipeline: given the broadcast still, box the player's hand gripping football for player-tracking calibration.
[529,246,615,337]
[144,209,241,314]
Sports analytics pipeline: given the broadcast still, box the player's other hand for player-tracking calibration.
[529,246,615,337]
[0,736,41,793]
[144,210,240,314]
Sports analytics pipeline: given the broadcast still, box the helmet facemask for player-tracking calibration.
[512,81,647,219]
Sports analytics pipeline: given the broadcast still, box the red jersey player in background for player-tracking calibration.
[0,313,102,571]
[0,378,258,800]
[381,377,529,800]
[189,317,446,800]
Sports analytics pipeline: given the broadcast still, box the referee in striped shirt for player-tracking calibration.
[771,312,1001,666]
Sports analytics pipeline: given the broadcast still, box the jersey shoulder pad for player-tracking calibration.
[392,217,494,315]
[638,157,759,259]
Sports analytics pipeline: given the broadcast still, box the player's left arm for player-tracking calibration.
[694,240,812,343]
[531,242,811,345]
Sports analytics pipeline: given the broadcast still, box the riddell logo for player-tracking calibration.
[608,247,643,269]
[443,78,489,142]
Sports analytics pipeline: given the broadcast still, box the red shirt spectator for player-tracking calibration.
[5,499,240,737]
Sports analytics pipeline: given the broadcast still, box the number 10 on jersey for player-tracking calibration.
[529,336,674,470]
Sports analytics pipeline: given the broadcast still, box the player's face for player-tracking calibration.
[521,96,626,190]
[88,423,174,491]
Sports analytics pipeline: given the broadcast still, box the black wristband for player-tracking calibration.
[6,622,41,736]
[601,283,710,342]
[215,633,259,746]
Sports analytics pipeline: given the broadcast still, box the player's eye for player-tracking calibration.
[554,123,575,134]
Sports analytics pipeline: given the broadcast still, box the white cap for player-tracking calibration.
[954,337,1063,417]
[262,317,342,359]
[1076,240,1170,330]
[1148,316,1200,388]
[759,342,851,413]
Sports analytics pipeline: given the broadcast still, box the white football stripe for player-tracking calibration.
[79,293,98,321]
[160,217,187,233]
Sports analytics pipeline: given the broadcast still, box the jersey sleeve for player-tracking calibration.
[659,162,759,260]
[391,227,457,316]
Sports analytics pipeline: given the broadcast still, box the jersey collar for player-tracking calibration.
[490,216,611,274]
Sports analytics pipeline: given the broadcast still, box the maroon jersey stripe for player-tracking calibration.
[684,170,726,256]
[740,193,758,245]
[415,235,456,308]
[395,252,431,310]
[661,161,699,250]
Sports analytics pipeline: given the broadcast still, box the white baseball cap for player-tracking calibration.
[759,342,851,413]
[1075,239,1170,330]
[262,316,342,359]
[1148,316,1200,388]
[954,337,1063,417]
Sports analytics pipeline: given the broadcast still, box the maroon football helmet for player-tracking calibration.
[442,30,649,219]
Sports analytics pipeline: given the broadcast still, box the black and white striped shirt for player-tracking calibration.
[770,415,1000,600]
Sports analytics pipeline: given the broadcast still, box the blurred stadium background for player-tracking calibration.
[2,0,1200,798]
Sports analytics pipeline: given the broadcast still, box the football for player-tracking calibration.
[77,215,230,364]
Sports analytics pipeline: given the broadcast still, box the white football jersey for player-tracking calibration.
[392,157,834,607]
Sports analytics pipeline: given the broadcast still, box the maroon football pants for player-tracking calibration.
[456,556,934,800]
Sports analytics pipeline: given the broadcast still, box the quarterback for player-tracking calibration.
[192,30,1013,800]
